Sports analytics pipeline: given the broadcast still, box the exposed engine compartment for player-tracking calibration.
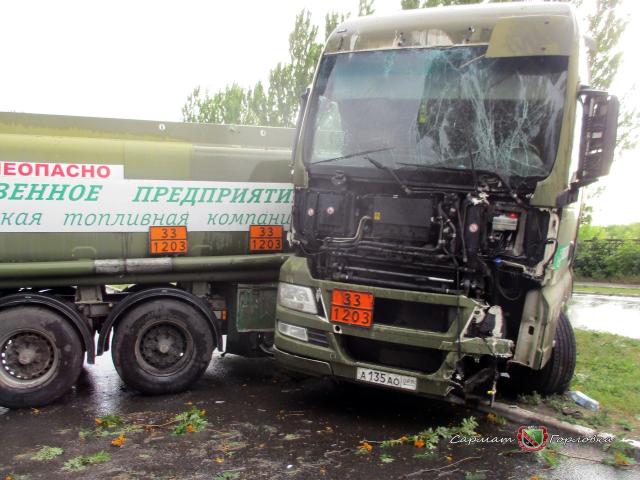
[293,176,558,342]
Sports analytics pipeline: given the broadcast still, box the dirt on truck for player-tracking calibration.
[275,2,619,402]
[0,112,294,408]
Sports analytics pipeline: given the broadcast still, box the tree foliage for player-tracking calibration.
[182,9,323,127]
[575,238,640,279]
[358,0,376,16]
[183,5,374,127]
[574,223,640,279]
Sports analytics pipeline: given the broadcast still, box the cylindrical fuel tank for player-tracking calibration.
[0,112,294,268]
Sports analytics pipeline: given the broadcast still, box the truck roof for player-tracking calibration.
[325,1,577,55]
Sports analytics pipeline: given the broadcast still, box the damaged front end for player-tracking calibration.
[283,177,557,399]
[276,21,576,400]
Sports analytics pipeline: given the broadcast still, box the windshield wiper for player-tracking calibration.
[363,155,413,195]
[396,163,523,203]
[311,146,394,164]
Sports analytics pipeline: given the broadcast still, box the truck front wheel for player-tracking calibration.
[0,306,83,408]
[111,299,214,395]
[508,312,576,396]
[530,311,576,394]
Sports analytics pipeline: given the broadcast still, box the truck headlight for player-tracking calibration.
[278,321,308,342]
[278,282,318,314]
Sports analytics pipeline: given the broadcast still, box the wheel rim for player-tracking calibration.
[135,321,194,376]
[0,329,59,389]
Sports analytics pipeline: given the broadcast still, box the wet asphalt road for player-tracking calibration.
[1,351,637,479]
[568,294,640,339]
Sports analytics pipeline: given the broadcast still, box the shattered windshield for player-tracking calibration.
[307,46,568,180]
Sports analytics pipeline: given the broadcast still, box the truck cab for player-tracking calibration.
[275,2,618,400]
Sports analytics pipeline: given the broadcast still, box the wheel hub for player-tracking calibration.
[139,324,187,370]
[1,332,55,380]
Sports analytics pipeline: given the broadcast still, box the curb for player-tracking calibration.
[453,397,640,455]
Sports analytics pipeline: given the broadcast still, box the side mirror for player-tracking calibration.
[576,89,619,186]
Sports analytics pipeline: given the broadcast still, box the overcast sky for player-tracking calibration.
[0,0,637,225]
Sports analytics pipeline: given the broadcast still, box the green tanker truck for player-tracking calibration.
[0,2,620,410]
[274,2,619,401]
[0,112,294,408]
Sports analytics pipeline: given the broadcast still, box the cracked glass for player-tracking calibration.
[308,46,568,181]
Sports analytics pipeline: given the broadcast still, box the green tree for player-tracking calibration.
[325,11,349,41]
[580,0,637,151]
[183,4,376,127]
[400,0,420,9]
[182,9,322,127]
[358,0,375,16]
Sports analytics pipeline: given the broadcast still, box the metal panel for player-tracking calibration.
[236,283,278,332]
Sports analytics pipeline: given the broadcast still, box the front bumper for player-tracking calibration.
[274,255,514,397]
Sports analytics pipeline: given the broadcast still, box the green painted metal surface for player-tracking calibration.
[0,113,295,285]
[236,283,279,332]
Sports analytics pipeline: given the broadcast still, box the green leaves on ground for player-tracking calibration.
[172,406,208,435]
[63,451,111,471]
[535,441,562,468]
[602,438,638,468]
[358,416,478,455]
[31,446,64,461]
[464,472,487,480]
[90,413,142,439]
[379,453,394,463]
[517,391,542,406]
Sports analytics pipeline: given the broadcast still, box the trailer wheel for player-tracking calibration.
[111,299,214,395]
[0,306,83,408]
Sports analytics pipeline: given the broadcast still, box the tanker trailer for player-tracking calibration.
[0,112,294,408]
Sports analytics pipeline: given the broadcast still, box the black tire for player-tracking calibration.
[505,312,576,396]
[111,299,214,395]
[0,306,84,409]
[531,312,576,394]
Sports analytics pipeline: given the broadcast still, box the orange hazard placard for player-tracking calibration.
[149,226,188,255]
[330,289,374,328]
[249,225,283,252]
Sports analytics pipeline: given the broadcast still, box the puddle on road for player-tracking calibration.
[568,294,640,339]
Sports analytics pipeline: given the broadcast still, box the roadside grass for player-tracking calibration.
[573,284,640,297]
[571,329,640,433]
[518,329,640,435]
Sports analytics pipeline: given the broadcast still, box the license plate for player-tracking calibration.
[356,367,417,391]
[149,226,188,255]
[330,289,374,328]
[249,225,284,252]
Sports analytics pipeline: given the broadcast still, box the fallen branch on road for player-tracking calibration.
[404,455,482,477]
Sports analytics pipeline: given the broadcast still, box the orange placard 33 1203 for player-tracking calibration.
[149,226,188,255]
[249,225,283,252]
[330,289,374,328]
